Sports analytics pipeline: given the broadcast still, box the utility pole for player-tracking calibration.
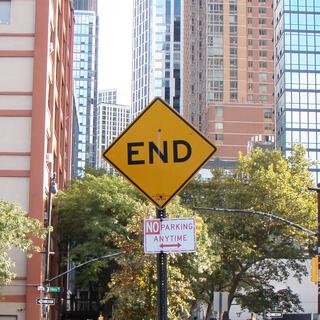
[308,183,320,319]
[43,172,57,320]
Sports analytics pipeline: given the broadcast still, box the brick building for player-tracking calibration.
[0,1,74,319]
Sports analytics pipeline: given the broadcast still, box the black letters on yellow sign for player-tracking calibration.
[127,140,192,165]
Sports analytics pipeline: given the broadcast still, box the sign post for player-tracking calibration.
[157,208,168,320]
[308,183,320,319]
[102,97,217,320]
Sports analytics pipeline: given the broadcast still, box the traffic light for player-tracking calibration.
[195,215,204,236]
[311,256,318,284]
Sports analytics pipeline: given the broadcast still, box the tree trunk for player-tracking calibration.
[205,300,213,320]
[225,271,243,320]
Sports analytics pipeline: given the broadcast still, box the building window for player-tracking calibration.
[215,122,224,130]
[230,47,237,55]
[259,61,267,68]
[264,135,273,142]
[230,81,237,89]
[215,134,224,141]
[230,92,238,100]
[259,73,267,81]
[230,69,237,77]
[259,84,268,92]
[264,108,272,118]
[264,123,273,130]
[0,0,11,24]
[259,50,268,57]
[259,29,267,35]
[215,106,224,117]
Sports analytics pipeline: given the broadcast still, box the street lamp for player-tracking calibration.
[308,183,320,318]
[43,172,57,320]
[192,206,316,237]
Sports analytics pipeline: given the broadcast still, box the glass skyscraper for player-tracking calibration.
[132,0,182,118]
[274,0,320,182]
[73,0,99,174]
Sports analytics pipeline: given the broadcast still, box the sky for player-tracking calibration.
[98,0,133,105]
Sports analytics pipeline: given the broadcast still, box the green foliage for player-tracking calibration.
[105,199,195,319]
[57,175,208,319]
[238,286,302,313]
[181,145,317,316]
[84,166,109,177]
[58,146,316,318]
[0,200,45,285]
[57,174,141,285]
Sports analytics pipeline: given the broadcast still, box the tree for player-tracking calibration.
[57,174,210,318]
[105,197,217,320]
[0,200,45,285]
[57,173,142,313]
[181,145,317,318]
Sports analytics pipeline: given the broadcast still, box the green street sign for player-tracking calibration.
[46,286,61,293]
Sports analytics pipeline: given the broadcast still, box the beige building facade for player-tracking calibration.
[0,1,74,319]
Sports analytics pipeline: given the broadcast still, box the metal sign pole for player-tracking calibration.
[157,208,168,320]
[317,186,320,319]
[309,184,320,319]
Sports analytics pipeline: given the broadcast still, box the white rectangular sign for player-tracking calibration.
[265,312,283,318]
[144,217,196,253]
[36,298,55,305]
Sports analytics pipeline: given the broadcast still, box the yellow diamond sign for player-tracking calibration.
[102,97,217,208]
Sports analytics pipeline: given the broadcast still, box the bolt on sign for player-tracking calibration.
[102,97,217,209]
[144,218,196,253]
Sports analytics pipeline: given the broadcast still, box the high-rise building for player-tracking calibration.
[183,0,274,163]
[98,88,118,104]
[274,0,320,182]
[72,93,80,178]
[96,102,130,170]
[132,0,182,118]
[0,1,74,319]
[73,0,99,174]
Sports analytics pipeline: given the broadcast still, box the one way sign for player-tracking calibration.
[36,298,55,305]
[265,311,283,318]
